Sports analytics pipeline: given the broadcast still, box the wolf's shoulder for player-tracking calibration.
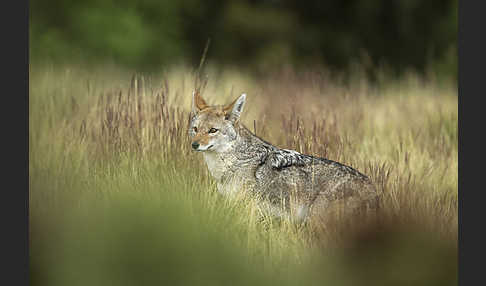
[262,148,368,179]
[264,148,312,169]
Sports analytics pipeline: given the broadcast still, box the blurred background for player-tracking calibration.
[29,1,458,285]
[30,0,457,79]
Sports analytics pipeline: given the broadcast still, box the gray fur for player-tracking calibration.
[189,93,380,222]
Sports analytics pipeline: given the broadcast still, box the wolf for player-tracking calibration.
[188,91,380,223]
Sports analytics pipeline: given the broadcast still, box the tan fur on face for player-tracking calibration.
[191,107,226,146]
[201,107,225,117]
[192,132,210,146]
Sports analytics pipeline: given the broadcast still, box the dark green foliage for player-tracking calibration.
[30,0,456,77]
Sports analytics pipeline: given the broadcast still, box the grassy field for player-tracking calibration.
[29,63,458,286]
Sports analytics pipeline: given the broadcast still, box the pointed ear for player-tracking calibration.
[192,90,208,113]
[223,93,246,122]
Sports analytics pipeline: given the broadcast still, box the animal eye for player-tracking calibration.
[208,128,218,134]
[193,127,198,132]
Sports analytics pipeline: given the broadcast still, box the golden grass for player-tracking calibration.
[29,63,457,285]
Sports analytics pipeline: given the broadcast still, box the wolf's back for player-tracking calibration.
[254,149,380,215]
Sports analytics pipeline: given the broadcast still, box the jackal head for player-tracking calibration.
[188,90,246,152]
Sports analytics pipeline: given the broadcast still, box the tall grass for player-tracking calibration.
[29,63,458,285]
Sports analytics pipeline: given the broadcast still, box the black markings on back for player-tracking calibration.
[264,147,367,179]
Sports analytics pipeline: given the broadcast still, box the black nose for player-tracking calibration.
[192,142,200,150]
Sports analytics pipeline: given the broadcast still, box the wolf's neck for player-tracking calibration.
[203,124,275,181]
[202,152,228,180]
